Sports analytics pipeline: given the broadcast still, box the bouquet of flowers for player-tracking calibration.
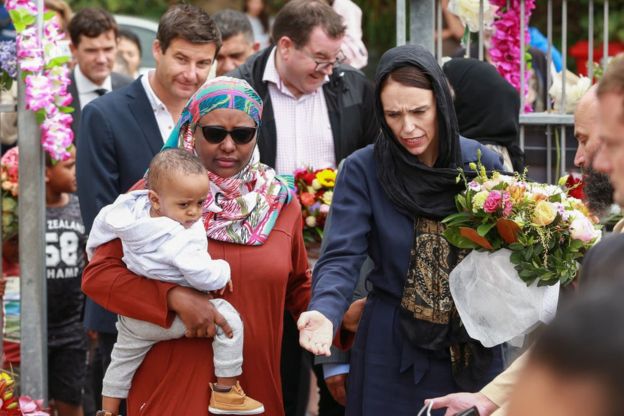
[1,147,19,241]
[0,371,49,415]
[293,167,336,243]
[442,158,601,347]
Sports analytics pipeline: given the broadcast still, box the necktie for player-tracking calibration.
[94,88,108,96]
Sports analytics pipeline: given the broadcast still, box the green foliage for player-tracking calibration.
[67,0,168,20]
[0,72,12,92]
[8,9,36,32]
[508,230,585,287]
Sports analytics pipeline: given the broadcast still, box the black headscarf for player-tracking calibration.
[443,58,524,170]
[374,44,465,221]
[443,58,520,147]
[374,47,495,390]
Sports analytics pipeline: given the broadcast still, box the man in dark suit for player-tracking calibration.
[75,3,221,402]
[67,8,132,138]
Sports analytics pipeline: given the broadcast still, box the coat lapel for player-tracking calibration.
[126,78,163,156]
[68,71,82,138]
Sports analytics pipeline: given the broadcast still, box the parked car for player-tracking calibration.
[114,15,158,73]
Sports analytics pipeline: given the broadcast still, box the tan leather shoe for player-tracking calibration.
[208,381,265,415]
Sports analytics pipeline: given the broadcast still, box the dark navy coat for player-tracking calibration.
[309,143,503,415]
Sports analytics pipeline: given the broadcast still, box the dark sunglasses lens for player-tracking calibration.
[202,126,228,143]
[230,128,256,144]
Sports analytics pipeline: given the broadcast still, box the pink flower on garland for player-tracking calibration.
[24,74,54,111]
[489,0,536,112]
[6,0,74,163]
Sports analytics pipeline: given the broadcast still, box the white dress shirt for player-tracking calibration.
[74,65,113,108]
[141,71,175,142]
[263,48,336,175]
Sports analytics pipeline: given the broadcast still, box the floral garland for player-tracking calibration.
[488,0,536,112]
[5,0,74,162]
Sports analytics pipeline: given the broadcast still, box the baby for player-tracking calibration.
[87,149,264,416]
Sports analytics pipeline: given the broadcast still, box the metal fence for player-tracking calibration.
[397,0,614,183]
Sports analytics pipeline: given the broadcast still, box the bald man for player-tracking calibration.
[574,85,615,216]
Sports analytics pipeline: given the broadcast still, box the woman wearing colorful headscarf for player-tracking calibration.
[82,77,311,415]
[298,45,504,415]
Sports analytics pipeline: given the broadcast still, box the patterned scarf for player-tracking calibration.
[162,77,290,245]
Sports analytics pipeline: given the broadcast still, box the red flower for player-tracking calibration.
[565,174,585,200]
[302,172,316,185]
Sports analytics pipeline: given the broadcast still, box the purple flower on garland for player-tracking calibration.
[0,41,17,79]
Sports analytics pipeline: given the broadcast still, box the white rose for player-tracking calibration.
[448,0,496,32]
[569,215,599,243]
[549,71,592,114]
[305,216,317,227]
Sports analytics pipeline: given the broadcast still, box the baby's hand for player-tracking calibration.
[217,279,234,295]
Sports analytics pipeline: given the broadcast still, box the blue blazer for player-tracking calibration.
[76,77,163,333]
[309,145,503,414]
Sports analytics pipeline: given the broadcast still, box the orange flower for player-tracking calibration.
[300,192,316,207]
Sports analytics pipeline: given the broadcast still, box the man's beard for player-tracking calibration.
[584,166,614,217]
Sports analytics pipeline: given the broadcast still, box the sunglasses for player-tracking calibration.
[199,125,257,145]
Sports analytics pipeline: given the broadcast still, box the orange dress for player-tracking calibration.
[82,199,310,416]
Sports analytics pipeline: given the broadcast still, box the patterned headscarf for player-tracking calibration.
[162,77,290,246]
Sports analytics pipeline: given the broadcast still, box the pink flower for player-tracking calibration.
[9,0,76,163]
[570,215,598,243]
[25,74,54,111]
[483,191,502,213]
[502,191,513,217]
[488,0,536,112]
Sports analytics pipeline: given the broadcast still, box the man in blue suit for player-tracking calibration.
[76,2,221,385]
[67,8,132,139]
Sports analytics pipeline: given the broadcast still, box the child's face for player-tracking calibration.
[46,150,77,194]
[149,172,210,228]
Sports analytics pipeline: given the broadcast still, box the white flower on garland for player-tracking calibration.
[448,0,496,32]
[548,70,592,114]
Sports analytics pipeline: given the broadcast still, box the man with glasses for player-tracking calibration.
[231,0,377,175]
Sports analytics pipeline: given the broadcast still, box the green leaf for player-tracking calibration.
[508,243,524,251]
[59,106,75,113]
[46,56,71,68]
[456,195,467,211]
[443,228,479,250]
[442,212,471,224]
[35,110,46,124]
[510,252,523,264]
[8,9,36,32]
[44,11,57,20]
[477,222,496,237]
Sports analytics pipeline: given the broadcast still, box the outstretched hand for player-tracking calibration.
[425,392,498,416]
[297,310,333,356]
